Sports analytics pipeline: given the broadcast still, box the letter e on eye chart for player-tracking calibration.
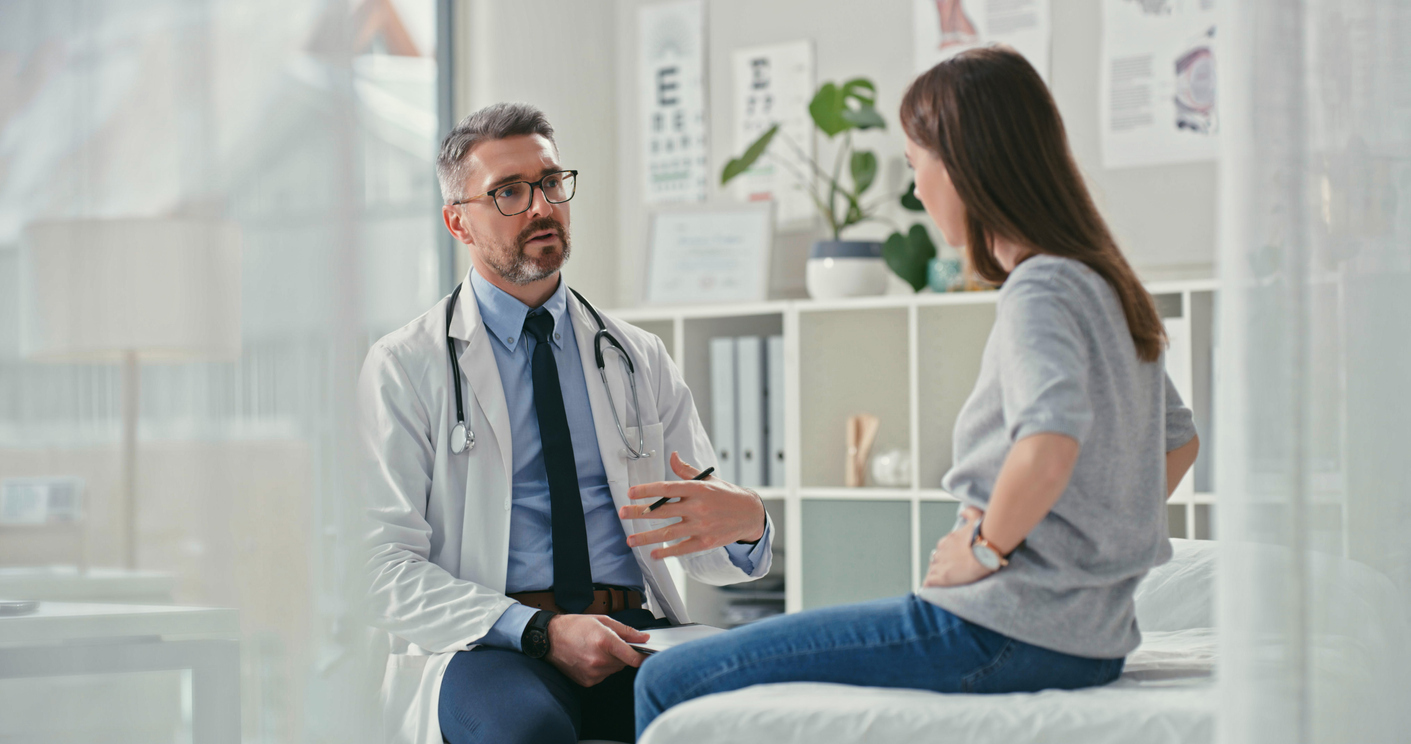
[640,0,708,204]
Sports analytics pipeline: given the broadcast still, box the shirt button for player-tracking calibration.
[506,336,514,344]
[554,333,560,341]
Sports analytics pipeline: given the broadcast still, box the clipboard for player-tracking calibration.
[630,623,728,655]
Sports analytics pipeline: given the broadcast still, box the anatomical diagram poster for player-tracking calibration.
[913,0,1051,81]
[1100,0,1218,168]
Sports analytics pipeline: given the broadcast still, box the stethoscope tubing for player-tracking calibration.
[444,282,650,459]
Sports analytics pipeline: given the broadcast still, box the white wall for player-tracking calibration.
[456,0,1217,308]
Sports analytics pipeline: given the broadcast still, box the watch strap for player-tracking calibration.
[521,610,554,658]
[971,518,1011,567]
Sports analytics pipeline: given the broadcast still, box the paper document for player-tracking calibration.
[630,623,728,655]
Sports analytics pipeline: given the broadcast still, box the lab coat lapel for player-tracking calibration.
[448,279,514,491]
[568,291,632,500]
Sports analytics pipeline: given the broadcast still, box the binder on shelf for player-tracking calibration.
[735,336,765,488]
[709,337,739,483]
[766,335,785,487]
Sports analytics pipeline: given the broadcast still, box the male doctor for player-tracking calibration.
[359,102,774,744]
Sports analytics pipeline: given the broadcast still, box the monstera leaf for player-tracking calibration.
[838,79,884,130]
[901,180,926,211]
[721,124,779,185]
[850,150,878,195]
[808,77,886,138]
[883,223,938,291]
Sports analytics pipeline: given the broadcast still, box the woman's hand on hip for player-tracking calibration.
[922,506,995,588]
[619,452,767,559]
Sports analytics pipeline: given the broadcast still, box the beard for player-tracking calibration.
[482,217,572,285]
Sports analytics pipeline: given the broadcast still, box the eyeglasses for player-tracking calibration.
[451,170,578,216]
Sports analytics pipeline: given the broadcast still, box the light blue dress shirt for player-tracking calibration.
[467,270,768,651]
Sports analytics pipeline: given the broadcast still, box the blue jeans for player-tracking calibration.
[634,594,1125,736]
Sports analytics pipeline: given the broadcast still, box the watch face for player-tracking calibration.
[972,543,1002,571]
[524,628,549,659]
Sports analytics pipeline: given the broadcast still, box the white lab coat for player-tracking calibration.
[357,280,773,744]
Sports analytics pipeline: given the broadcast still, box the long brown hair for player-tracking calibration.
[900,47,1166,362]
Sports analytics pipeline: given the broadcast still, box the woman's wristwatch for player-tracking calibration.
[521,610,554,659]
[970,517,1015,572]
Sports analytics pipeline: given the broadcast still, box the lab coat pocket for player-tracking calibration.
[624,422,679,544]
[379,653,432,744]
[623,422,665,487]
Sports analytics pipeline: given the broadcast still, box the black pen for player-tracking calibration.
[647,466,715,512]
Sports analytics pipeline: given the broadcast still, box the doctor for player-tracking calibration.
[358,102,774,744]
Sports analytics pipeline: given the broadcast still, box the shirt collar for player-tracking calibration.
[468,268,569,353]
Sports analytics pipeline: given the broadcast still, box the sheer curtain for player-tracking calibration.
[1218,1,1411,743]
[0,1,440,741]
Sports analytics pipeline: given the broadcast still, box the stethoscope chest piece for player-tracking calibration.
[450,421,474,454]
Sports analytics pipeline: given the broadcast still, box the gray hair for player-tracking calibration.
[437,102,557,204]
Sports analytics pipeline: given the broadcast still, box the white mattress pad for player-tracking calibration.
[639,628,1216,744]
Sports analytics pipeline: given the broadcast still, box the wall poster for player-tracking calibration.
[1100,0,1218,168]
[639,0,709,203]
[730,40,815,227]
[913,0,1051,81]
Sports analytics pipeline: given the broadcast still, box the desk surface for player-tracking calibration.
[0,602,238,645]
[0,566,176,602]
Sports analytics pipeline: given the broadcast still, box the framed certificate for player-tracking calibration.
[643,202,774,306]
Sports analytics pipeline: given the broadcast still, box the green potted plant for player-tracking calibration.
[721,77,937,298]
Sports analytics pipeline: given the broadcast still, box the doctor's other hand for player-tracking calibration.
[922,506,994,588]
[545,614,649,687]
[619,452,767,560]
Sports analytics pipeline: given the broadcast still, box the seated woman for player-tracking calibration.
[633,46,1202,737]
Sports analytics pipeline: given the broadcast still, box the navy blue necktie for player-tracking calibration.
[522,311,595,614]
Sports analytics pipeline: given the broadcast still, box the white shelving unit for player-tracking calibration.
[614,279,1218,623]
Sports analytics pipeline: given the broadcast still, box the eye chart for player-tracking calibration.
[730,40,816,227]
[639,0,708,204]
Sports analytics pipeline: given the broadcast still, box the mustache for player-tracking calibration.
[516,217,567,249]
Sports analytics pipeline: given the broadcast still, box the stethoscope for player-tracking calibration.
[444,282,650,460]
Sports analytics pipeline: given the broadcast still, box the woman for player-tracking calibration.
[633,46,1202,736]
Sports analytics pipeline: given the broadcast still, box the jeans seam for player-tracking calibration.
[672,624,957,705]
[960,638,1016,693]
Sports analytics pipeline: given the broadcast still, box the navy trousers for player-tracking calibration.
[438,609,667,744]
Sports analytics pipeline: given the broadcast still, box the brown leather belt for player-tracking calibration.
[508,587,644,616]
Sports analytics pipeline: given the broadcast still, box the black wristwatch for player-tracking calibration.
[521,610,554,659]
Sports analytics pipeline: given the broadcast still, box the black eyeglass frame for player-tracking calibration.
[450,170,579,216]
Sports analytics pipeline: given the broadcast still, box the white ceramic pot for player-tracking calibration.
[805,241,888,299]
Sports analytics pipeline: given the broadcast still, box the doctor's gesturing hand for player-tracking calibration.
[619,453,768,559]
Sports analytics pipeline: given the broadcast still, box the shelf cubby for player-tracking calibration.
[799,498,911,609]
[797,307,910,489]
[915,302,996,489]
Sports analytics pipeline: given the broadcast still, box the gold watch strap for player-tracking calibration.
[972,518,1013,567]
[973,533,1010,567]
